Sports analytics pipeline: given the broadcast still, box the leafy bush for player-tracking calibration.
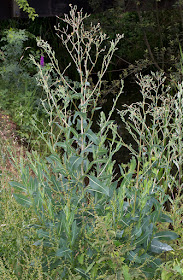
[15,0,38,21]
[0,28,47,145]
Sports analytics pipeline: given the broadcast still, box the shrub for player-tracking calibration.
[0,28,47,146]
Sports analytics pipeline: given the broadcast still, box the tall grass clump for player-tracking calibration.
[9,5,180,279]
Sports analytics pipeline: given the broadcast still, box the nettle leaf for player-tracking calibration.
[87,175,110,196]
[150,239,173,254]
[13,193,31,207]
[153,231,179,241]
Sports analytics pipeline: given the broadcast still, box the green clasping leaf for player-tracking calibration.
[153,231,179,241]
[87,175,110,196]
[10,181,27,193]
[69,156,83,171]
[13,193,31,207]
[150,239,173,254]
[56,247,72,258]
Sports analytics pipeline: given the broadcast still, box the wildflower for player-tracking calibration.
[40,55,44,67]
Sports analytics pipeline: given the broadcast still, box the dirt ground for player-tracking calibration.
[0,112,26,178]
[0,112,17,139]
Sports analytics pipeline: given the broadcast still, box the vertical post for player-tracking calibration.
[12,0,21,17]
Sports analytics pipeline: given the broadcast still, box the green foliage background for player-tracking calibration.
[15,0,38,20]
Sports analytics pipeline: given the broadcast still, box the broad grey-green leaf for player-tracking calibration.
[33,194,43,211]
[37,229,50,239]
[159,213,172,223]
[50,175,62,191]
[135,230,150,246]
[150,239,173,254]
[33,240,42,246]
[69,156,83,171]
[73,111,87,123]
[69,127,79,138]
[75,268,90,279]
[13,193,31,207]
[56,247,72,257]
[28,176,38,194]
[71,220,78,246]
[86,129,100,145]
[46,154,61,164]
[129,156,136,173]
[85,261,95,274]
[153,231,179,241]
[87,175,109,196]
[54,142,67,149]
[122,265,132,280]
[46,154,65,173]
[97,148,108,156]
[10,181,27,192]
[128,251,142,264]
[116,230,124,239]
[72,93,83,99]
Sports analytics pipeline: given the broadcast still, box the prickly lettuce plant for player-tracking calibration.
[10,6,178,279]
[119,72,183,198]
[118,72,183,277]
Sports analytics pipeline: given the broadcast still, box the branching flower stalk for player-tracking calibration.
[31,5,123,179]
[54,6,123,176]
[119,72,183,204]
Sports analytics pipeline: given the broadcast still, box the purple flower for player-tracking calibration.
[40,55,44,67]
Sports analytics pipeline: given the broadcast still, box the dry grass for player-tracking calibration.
[0,112,50,280]
[0,112,28,180]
